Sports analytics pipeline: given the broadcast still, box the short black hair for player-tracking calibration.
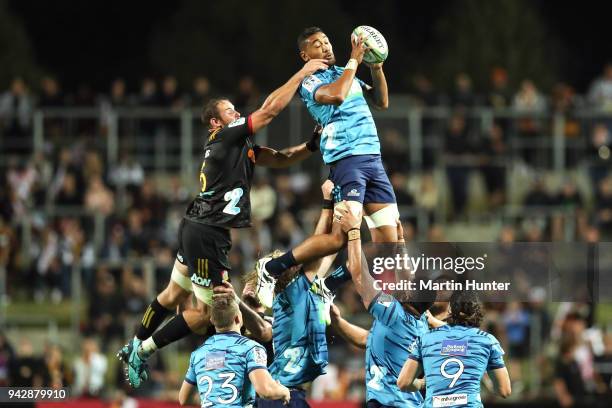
[201,97,229,129]
[297,26,323,51]
[448,291,484,328]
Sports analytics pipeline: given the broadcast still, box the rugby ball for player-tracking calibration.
[351,25,388,64]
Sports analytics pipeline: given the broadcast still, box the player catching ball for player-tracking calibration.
[256,26,399,301]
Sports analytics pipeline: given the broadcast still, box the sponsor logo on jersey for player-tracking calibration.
[441,340,468,356]
[205,351,226,370]
[205,149,211,158]
[228,117,246,128]
[347,188,360,197]
[253,347,267,366]
[302,75,323,93]
[432,394,468,407]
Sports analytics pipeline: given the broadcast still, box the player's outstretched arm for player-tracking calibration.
[488,367,512,398]
[255,125,321,169]
[250,60,328,133]
[330,303,368,349]
[314,35,368,105]
[336,204,378,308]
[363,63,389,110]
[213,282,272,342]
[397,358,425,392]
[303,180,338,280]
[178,380,194,406]
[249,369,291,404]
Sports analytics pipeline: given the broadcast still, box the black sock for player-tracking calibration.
[265,250,298,277]
[324,265,352,293]
[136,298,173,340]
[151,313,192,350]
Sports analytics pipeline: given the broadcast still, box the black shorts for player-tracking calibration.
[177,218,231,287]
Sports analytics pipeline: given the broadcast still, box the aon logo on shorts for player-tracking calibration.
[191,275,212,287]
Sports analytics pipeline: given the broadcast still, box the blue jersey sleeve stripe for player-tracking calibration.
[488,363,506,370]
[367,292,383,313]
[184,377,196,385]
[247,366,268,375]
[408,355,420,362]
[311,82,326,102]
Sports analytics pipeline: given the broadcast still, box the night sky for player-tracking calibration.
[7,0,612,93]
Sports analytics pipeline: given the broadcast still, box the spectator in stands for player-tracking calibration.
[588,123,611,188]
[132,178,167,230]
[109,78,129,108]
[523,176,554,207]
[513,79,547,134]
[444,112,474,216]
[0,332,15,386]
[34,225,61,303]
[488,67,512,109]
[160,75,183,109]
[0,78,33,147]
[595,176,612,236]
[43,344,72,388]
[9,338,46,387]
[108,152,145,194]
[451,72,478,109]
[139,77,159,106]
[587,63,612,111]
[38,77,64,108]
[411,73,438,107]
[191,76,212,107]
[389,172,414,206]
[125,208,149,256]
[54,172,82,206]
[87,268,124,348]
[85,175,115,216]
[73,337,107,397]
[503,302,531,388]
[408,172,439,221]
[251,177,277,223]
[479,123,507,209]
[234,75,260,111]
[554,336,588,407]
[380,128,410,172]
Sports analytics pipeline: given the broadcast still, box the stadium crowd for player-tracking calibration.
[0,64,611,406]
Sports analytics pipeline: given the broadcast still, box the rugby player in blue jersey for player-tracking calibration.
[334,207,435,408]
[256,27,400,301]
[242,181,343,407]
[179,296,290,407]
[397,291,511,407]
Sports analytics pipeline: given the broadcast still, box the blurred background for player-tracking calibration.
[0,0,611,406]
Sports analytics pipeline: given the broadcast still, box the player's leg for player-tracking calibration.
[261,158,366,278]
[363,156,399,243]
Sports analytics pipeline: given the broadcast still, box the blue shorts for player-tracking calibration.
[328,154,396,204]
[256,389,310,407]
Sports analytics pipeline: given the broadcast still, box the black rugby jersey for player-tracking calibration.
[185,116,259,228]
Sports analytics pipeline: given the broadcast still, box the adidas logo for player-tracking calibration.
[347,189,360,197]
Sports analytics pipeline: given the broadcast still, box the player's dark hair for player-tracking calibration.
[448,291,484,328]
[297,26,323,51]
[201,97,229,129]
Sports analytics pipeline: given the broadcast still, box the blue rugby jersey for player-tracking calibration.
[409,325,506,408]
[299,66,380,164]
[268,270,328,387]
[185,331,268,407]
[365,292,429,407]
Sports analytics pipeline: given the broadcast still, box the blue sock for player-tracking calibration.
[265,251,297,277]
[324,265,352,293]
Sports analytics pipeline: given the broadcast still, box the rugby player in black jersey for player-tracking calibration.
[118,58,328,388]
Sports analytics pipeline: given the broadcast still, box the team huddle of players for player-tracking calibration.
[117,27,512,407]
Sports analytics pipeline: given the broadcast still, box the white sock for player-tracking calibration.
[138,337,158,359]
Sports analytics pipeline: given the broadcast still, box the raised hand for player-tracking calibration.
[301,59,328,76]
[350,34,369,65]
